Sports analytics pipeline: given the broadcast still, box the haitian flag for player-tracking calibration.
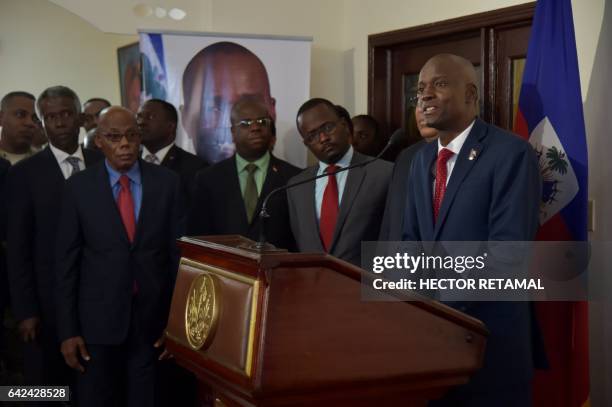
[514,0,589,406]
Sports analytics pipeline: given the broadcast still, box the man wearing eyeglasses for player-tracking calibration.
[137,99,207,208]
[288,98,392,266]
[6,86,102,393]
[188,97,300,250]
[55,106,183,406]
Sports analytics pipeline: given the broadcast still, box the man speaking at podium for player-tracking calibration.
[401,54,541,406]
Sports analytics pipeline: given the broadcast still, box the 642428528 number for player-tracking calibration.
[0,386,70,401]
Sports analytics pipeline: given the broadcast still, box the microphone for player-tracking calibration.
[252,128,405,250]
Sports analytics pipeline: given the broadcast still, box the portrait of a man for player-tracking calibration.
[180,42,276,164]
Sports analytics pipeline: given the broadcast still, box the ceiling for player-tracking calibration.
[49,0,212,34]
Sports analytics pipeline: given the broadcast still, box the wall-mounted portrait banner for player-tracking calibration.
[139,30,312,167]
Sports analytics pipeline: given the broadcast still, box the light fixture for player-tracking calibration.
[154,7,167,18]
[168,8,187,20]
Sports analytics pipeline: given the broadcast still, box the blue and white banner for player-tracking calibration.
[139,31,311,167]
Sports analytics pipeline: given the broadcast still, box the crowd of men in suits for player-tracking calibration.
[0,53,542,406]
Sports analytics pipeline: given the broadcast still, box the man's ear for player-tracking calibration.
[269,97,277,121]
[77,112,85,127]
[94,132,103,150]
[466,83,478,106]
[168,121,177,136]
[0,111,4,127]
[230,125,238,143]
[179,104,193,141]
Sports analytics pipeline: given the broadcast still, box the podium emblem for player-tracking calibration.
[185,272,220,350]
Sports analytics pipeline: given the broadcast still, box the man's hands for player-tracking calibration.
[61,336,90,373]
[18,317,40,343]
[154,334,172,361]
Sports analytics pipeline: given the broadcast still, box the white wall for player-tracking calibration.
[0,0,135,105]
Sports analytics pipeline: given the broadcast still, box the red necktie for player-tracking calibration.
[433,148,455,222]
[319,164,339,252]
[117,175,136,242]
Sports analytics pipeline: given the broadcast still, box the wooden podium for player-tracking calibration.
[165,236,488,406]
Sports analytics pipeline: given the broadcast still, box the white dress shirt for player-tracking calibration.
[141,143,174,165]
[436,120,475,186]
[49,143,85,179]
[315,146,354,221]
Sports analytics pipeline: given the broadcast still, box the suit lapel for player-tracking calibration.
[329,153,366,252]
[160,145,178,170]
[133,160,153,246]
[226,156,250,229]
[42,147,66,184]
[434,119,487,239]
[420,143,437,239]
[251,156,280,229]
[96,162,130,245]
[302,166,323,251]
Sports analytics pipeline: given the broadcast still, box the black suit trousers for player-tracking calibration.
[76,308,159,407]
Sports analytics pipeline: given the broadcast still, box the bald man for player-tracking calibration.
[180,41,276,164]
[401,54,541,406]
[55,106,183,406]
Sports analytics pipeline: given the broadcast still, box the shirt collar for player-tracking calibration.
[105,159,142,186]
[141,142,174,163]
[49,142,84,164]
[437,119,476,155]
[235,151,271,173]
[318,145,354,173]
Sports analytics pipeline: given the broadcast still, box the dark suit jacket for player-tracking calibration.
[379,140,427,241]
[160,144,207,206]
[402,118,541,391]
[0,157,11,311]
[188,154,301,250]
[55,160,183,345]
[287,151,392,266]
[6,147,102,324]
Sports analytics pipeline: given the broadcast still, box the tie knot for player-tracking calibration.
[66,156,80,165]
[325,164,339,175]
[65,156,81,176]
[119,174,130,188]
[438,148,454,165]
[144,154,158,164]
[246,163,258,174]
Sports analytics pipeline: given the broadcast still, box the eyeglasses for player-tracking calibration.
[303,120,340,144]
[99,131,141,143]
[232,117,272,129]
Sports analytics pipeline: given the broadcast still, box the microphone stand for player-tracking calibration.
[251,131,403,251]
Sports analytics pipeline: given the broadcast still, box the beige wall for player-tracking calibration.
[0,0,135,105]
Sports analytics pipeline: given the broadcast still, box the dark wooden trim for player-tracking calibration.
[367,2,535,132]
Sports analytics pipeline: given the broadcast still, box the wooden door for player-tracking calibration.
[369,3,535,147]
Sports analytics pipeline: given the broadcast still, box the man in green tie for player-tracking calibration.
[188,97,301,250]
